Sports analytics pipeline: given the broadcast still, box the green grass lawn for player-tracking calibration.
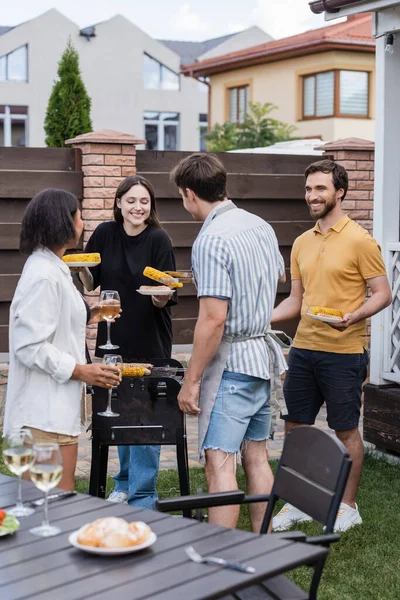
[1,449,399,599]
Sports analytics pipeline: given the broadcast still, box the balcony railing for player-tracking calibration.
[383,243,400,383]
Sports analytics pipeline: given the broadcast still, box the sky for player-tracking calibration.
[0,0,327,41]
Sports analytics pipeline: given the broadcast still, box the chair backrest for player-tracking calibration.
[261,426,351,534]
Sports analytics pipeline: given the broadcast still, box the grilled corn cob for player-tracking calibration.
[143,266,183,288]
[122,366,146,378]
[309,306,344,318]
[62,253,101,263]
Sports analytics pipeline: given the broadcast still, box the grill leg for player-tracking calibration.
[89,434,109,499]
[176,427,191,518]
[89,433,101,497]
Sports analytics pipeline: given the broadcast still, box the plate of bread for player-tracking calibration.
[307,306,344,323]
[62,253,101,268]
[68,517,156,555]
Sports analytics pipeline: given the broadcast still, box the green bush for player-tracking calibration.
[205,102,297,152]
[44,38,93,147]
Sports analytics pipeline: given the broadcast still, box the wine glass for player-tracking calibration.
[29,442,63,537]
[2,428,36,517]
[98,290,120,350]
[97,354,123,417]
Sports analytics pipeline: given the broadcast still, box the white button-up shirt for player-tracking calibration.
[4,248,87,436]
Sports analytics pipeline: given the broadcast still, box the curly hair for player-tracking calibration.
[20,188,79,255]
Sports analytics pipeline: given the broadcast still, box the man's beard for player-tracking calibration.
[308,197,337,221]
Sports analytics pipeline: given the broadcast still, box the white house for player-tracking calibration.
[310,0,400,453]
[0,9,271,151]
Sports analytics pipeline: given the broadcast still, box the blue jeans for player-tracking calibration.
[113,445,161,509]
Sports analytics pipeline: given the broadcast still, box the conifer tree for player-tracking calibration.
[44,38,92,147]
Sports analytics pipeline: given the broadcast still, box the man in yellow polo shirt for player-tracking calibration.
[271,159,392,532]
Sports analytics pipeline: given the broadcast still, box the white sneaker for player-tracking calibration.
[272,503,313,531]
[334,502,362,532]
[107,490,128,503]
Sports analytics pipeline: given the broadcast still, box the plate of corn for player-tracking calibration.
[307,306,344,323]
[143,267,183,289]
[62,253,101,268]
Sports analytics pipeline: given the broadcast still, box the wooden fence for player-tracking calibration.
[0,146,316,351]
[136,150,316,344]
[0,147,82,353]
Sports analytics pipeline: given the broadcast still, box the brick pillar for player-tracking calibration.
[65,129,145,354]
[317,137,375,342]
[317,137,375,235]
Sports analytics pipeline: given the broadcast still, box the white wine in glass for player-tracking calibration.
[98,354,123,417]
[2,428,36,517]
[29,443,63,537]
[98,290,120,350]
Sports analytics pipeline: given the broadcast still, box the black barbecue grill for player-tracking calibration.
[88,358,191,516]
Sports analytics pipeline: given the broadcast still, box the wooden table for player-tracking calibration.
[0,474,328,600]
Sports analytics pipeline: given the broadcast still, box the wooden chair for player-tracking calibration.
[157,426,352,600]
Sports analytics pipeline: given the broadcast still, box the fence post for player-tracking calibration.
[65,129,145,354]
[316,137,375,235]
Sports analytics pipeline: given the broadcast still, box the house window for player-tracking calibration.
[302,70,369,118]
[0,105,28,146]
[0,45,28,82]
[199,113,208,152]
[144,112,179,151]
[143,54,180,91]
[229,85,250,123]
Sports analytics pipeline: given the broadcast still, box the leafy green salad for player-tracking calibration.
[0,510,20,535]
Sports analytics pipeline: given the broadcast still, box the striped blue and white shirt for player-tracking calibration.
[192,200,285,381]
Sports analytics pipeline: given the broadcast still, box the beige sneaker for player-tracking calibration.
[272,503,313,531]
[107,490,128,503]
[334,502,362,532]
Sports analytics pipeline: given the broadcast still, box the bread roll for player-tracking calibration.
[77,517,152,548]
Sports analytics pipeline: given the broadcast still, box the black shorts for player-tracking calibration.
[282,347,368,431]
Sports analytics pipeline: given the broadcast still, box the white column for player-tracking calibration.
[370,30,400,384]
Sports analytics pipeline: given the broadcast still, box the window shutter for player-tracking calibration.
[340,71,368,116]
[316,71,334,117]
[303,76,315,117]
[229,88,238,122]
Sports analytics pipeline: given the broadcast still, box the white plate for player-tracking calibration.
[64,262,100,268]
[137,289,173,296]
[68,529,157,555]
[307,312,343,323]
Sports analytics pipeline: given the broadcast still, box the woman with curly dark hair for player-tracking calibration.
[4,189,121,491]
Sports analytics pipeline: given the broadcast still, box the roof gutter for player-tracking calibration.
[309,0,367,14]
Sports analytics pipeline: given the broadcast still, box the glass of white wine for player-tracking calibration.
[97,354,123,417]
[98,290,120,350]
[2,428,36,517]
[29,442,63,537]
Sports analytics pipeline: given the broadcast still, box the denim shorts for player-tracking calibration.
[283,347,369,431]
[202,371,271,454]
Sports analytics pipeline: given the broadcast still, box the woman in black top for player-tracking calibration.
[79,176,176,508]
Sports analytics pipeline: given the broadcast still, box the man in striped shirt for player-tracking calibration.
[171,153,285,530]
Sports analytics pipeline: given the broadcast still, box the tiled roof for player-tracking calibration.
[182,14,374,77]
[0,26,14,36]
[159,34,235,66]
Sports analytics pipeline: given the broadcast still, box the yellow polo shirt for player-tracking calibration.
[291,216,387,354]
